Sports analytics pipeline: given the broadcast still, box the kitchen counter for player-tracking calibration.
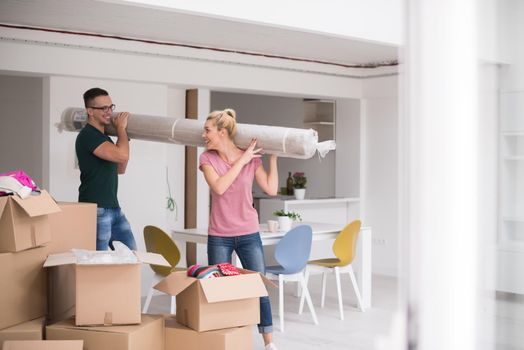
[257,197,360,224]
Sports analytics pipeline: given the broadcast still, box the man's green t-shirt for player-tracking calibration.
[76,123,119,208]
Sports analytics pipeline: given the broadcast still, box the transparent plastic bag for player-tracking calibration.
[72,241,138,264]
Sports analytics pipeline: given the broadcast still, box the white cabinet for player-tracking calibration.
[498,130,524,293]
[499,131,524,251]
[303,99,335,142]
[258,197,360,225]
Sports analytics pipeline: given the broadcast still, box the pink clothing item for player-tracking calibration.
[199,150,262,237]
[0,170,37,191]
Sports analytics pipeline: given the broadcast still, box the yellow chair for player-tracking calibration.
[142,225,184,314]
[299,220,364,320]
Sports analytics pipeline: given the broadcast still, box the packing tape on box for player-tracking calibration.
[31,225,37,247]
[58,108,336,159]
[104,312,113,326]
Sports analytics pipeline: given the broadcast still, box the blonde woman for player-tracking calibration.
[199,109,279,350]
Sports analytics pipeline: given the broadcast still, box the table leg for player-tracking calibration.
[186,242,197,266]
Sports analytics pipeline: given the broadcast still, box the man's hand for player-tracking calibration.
[112,112,129,131]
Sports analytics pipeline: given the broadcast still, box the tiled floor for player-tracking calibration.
[147,274,524,349]
[146,274,400,350]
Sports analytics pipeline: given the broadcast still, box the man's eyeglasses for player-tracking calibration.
[88,104,116,112]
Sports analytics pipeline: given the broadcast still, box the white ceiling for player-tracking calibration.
[0,0,398,68]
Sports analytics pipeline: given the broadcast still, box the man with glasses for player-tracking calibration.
[75,87,137,251]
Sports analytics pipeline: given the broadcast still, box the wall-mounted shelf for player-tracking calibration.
[501,131,524,136]
[502,216,524,223]
[304,98,335,104]
[498,242,524,253]
[304,121,335,126]
[303,99,335,142]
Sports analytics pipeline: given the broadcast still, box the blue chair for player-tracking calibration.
[265,225,318,332]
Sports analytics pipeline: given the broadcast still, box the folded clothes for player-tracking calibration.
[0,170,39,199]
[217,263,241,276]
[187,263,241,279]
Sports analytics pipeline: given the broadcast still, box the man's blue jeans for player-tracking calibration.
[96,207,137,251]
[207,232,273,334]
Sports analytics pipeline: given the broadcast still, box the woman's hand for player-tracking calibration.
[238,138,263,166]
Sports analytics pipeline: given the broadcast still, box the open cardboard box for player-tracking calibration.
[155,269,274,332]
[43,250,169,326]
[46,201,97,324]
[0,190,61,252]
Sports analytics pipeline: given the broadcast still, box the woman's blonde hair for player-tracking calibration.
[207,108,237,138]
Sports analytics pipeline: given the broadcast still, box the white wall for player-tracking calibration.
[43,76,186,295]
[166,87,187,233]
[362,75,399,276]
[0,75,44,186]
[335,98,361,199]
[405,1,480,347]
[196,89,212,230]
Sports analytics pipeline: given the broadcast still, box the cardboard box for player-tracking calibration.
[2,340,83,350]
[165,317,252,350]
[154,269,270,332]
[46,265,76,325]
[46,315,163,350]
[0,190,61,252]
[46,202,96,324]
[43,251,169,326]
[47,202,96,254]
[0,317,45,349]
[0,200,95,327]
[0,246,48,329]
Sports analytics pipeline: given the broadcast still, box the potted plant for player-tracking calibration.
[292,172,307,200]
[273,210,302,231]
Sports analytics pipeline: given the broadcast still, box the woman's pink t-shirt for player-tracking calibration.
[199,150,262,236]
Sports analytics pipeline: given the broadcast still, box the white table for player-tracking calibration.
[172,222,372,308]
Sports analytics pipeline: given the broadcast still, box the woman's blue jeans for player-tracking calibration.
[96,207,137,251]
[207,232,273,334]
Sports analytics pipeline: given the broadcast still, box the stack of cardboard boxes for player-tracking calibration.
[156,269,273,350]
[0,189,273,350]
[44,249,167,350]
[0,189,168,350]
[0,191,94,348]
